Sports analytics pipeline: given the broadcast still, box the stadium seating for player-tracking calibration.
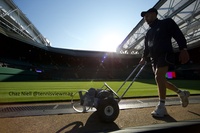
[0,25,200,81]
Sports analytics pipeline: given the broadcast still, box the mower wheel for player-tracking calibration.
[97,98,119,123]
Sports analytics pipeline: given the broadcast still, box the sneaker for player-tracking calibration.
[151,105,168,117]
[179,90,190,107]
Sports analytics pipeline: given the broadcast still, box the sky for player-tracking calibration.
[13,0,158,52]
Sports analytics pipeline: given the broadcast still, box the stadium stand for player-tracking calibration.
[0,0,200,81]
[1,22,199,81]
[0,24,145,81]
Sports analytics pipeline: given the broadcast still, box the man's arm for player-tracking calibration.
[168,18,189,64]
[168,18,187,50]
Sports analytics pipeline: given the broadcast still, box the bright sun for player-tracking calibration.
[99,32,123,52]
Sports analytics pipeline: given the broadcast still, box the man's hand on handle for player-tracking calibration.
[139,57,146,65]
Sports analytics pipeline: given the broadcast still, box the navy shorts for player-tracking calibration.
[151,53,175,70]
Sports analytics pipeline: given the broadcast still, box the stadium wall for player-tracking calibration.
[0,67,38,81]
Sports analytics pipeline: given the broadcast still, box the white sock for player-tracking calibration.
[158,99,165,107]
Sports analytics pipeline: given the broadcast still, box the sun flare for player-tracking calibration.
[98,32,123,52]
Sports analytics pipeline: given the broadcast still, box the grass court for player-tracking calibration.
[0,79,199,103]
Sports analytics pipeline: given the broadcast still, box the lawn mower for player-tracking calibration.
[71,62,146,122]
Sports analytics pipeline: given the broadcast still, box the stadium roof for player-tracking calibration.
[1,0,200,56]
[117,0,200,54]
[0,0,51,47]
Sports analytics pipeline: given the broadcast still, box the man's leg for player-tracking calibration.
[166,81,178,92]
[154,66,168,100]
[154,67,190,108]
[151,66,168,117]
[166,80,190,107]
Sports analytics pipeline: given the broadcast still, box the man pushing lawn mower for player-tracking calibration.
[139,8,190,117]
[71,7,190,122]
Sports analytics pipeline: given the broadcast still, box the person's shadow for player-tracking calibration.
[152,114,177,122]
[56,112,120,133]
[56,111,178,133]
